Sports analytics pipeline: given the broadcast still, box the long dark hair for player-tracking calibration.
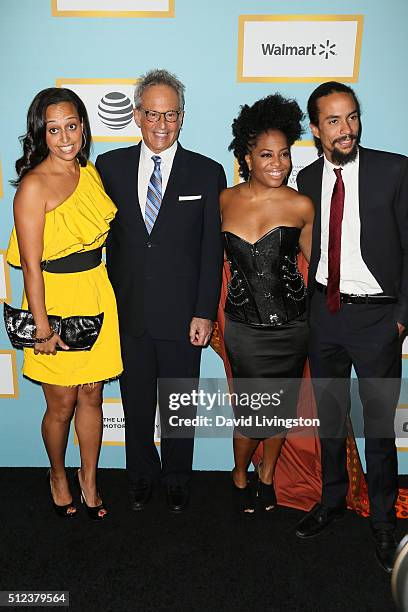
[11,87,92,186]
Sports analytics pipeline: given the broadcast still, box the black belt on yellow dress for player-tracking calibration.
[40,248,102,274]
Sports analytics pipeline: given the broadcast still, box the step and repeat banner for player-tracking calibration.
[1,0,407,468]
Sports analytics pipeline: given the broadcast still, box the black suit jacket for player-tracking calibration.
[297,146,408,326]
[96,143,226,339]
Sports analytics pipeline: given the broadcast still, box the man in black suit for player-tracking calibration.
[96,69,226,512]
[294,81,408,572]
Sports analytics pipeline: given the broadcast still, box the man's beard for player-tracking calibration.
[331,135,359,166]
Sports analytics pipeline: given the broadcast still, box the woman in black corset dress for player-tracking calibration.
[221,94,314,514]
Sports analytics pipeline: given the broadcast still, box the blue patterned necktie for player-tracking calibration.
[145,155,162,233]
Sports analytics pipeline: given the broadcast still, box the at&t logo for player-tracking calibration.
[97,92,133,130]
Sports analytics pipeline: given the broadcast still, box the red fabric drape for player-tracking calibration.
[211,254,408,516]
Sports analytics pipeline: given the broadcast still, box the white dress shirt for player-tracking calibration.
[138,140,178,218]
[316,151,382,294]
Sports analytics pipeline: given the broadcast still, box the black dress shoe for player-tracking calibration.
[166,485,189,513]
[372,528,398,573]
[295,503,346,539]
[130,479,151,512]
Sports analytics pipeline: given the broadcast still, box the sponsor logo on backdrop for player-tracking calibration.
[0,351,18,398]
[234,140,318,187]
[75,399,160,445]
[238,15,363,82]
[97,92,134,130]
[101,399,126,445]
[52,0,174,18]
[260,39,337,59]
[56,79,140,142]
[395,406,408,450]
[0,251,11,304]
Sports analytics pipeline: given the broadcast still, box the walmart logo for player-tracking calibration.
[319,40,336,59]
[261,40,337,59]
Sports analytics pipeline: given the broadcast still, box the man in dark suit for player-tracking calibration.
[294,81,408,572]
[96,69,226,512]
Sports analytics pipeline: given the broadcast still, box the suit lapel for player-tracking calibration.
[125,143,149,236]
[309,157,324,258]
[358,146,369,228]
[357,146,373,268]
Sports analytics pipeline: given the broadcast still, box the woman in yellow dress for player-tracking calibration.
[7,88,122,520]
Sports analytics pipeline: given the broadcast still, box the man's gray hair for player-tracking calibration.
[134,69,185,110]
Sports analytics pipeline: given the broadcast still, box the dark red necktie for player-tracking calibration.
[326,167,345,313]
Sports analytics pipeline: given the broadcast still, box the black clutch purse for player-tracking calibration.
[3,303,104,351]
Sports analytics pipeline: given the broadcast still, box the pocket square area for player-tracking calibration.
[178,195,202,201]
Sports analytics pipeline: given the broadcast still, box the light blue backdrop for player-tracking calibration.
[0,0,407,470]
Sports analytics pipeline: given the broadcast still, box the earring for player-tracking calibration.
[81,130,87,151]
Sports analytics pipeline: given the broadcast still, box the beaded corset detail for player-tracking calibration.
[223,226,306,326]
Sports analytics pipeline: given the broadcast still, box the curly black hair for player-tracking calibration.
[11,88,91,187]
[229,94,304,181]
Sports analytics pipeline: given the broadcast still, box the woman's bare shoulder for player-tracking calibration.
[14,167,48,210]
[284,185,314,210]
[220,183,246,207]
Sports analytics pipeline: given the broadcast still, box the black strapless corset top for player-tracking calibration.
[223,226,307,326]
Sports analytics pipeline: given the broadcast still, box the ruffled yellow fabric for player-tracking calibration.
[7,162,116,266]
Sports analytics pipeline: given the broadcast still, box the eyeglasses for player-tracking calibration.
[142,109,182,123]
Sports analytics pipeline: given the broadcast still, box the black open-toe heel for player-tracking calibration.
[232,470,255,517]
[46,470,77,518]
[255,463,277,512]
[257,480,277,512]
[74,470,108,521]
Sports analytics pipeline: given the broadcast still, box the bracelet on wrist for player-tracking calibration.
[34,330,55,344]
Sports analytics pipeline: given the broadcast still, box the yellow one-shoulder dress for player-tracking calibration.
[7,162,123,386]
